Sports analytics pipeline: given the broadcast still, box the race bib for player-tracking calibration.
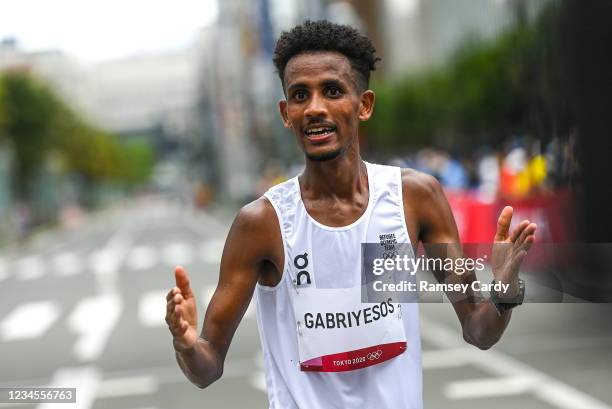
[293,287,407,372]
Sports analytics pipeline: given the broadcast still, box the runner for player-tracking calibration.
[165,20,536,409]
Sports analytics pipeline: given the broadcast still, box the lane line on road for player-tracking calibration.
[162,242,193,267]
[444,374,542,399]
[422,348,472,369]
[0,258,8,282]
[89,222,135,293]
[36,366,101,409]
[15,256,45,281]
[126,246,158,271]
[96,375,158,399]
[0,301,60,341]
[420,317,612,409]
[139,290,168,327]
[68,295,123,362]
[200,240,224,264]
[52,252,84,277]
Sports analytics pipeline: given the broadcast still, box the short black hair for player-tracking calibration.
[273,20,380,92]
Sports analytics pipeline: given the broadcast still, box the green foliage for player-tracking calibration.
[0,80,6,132]
[0,71,153,202]
[119,139,155,185]
[0,73,60,195]
[365,4,563,154]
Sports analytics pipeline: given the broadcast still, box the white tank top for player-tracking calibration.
[258,162,422,409]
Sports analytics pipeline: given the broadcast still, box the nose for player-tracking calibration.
[304,92,327,118]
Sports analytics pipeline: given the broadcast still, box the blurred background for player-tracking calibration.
[0,0,610,408]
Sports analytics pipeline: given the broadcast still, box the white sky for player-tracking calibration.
[1,0,219,63]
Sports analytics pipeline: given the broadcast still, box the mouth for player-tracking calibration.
[303,125,336,143]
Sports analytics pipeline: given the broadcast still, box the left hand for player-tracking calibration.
[491,206,537,298]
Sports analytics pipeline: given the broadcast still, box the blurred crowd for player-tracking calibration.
[392,135,578,201]
[252,135,579,203]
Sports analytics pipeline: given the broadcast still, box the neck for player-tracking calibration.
[300,146,367,200]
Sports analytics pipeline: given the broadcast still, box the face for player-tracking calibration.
[278,51,375,162]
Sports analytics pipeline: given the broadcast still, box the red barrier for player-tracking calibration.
[446,190,575,243]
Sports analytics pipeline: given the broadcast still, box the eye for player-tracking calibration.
[293,90,308,102]
[325,86,342,98]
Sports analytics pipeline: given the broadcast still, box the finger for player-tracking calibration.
[175,266,194,298]
[165,304,179,328]
[509,220,530,243]
[167,317,187,336]
[515,222,537,248]
[173,293,184,304]
[494,206,513,241]
[166,299,175,317]
[178,318,190,333]
[175,304,182,318]
[509,248,528,272]
[166,287,179,302]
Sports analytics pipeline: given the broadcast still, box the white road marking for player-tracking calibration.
[249,372,267,393]
[37,366,101,409]
[162,242,193,266]
[200,239,224,264]
[52,252,83,277]
[89,249,116,275]
[0,258,8,282]
[96,375,158,398]
[420,317,612,408]
[126,246,158,271]
[250,351,266,392]
[15,256,45,281]
[0,301,60,341]
[89,224,134,293]
[139,290,168,327]
[445,374,542,399]
[422,348,471,369]
[68,295,122,361]
[536,380,612,409]
[122,406,157,409]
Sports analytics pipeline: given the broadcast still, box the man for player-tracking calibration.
[165,20,536,408]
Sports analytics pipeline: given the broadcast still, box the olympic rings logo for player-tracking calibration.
[367,350,383,360]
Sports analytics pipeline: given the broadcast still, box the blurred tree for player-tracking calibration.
[0,71,154,206]
[0,78,7,132]
[365,2,566,155]
[120,139,155,186]
[0,72,62,199]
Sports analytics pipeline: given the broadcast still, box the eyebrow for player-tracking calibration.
[286,78,347,94]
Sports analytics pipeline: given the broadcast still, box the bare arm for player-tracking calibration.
[402,170,536,350]
[165,197,282,387]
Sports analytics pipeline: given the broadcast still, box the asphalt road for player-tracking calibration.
[0,197,611,409]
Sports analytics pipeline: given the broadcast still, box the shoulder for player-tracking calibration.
[400,168,444,200]
[233,196,278,233]
[225,196,283,265]
[400,168,458,242]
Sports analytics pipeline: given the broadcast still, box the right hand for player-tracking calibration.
[166,266,199,352]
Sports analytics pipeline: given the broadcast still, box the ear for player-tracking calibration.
[358,90,375,122]
[278,100,291,128]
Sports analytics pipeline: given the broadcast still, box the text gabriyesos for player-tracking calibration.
[373,255,487,276]
[303,299,396,329]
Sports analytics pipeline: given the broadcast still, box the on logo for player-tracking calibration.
[293,252,311,286]
[367,350,383,360]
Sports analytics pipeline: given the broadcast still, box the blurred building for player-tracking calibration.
[0,37,92,117]
[88,49,200,136]
[0,37,202,144]
[383,0,552,77]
